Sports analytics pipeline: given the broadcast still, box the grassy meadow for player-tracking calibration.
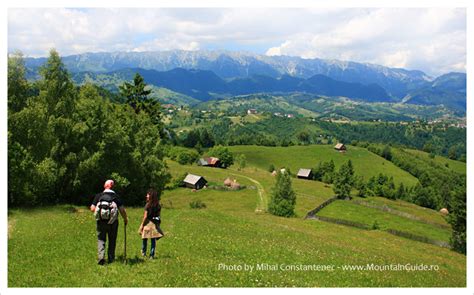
[317,199,451,242]
[404,148,466,175]
[227,145,419,186]
[8,146,466,287]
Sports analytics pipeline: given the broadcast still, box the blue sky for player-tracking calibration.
[7,7,466,76]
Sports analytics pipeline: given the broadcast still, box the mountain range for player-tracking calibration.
[24,50,466,111]
[73,68,391,102]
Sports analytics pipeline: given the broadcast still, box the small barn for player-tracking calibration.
[183,174,208,190]
[297,168,313,179]
[198,157,221,167]
[334,143,346,151]
[207,157,221,167]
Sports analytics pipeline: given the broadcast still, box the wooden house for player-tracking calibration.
[334,143,346,151]
[198,157,221,167]
[297,168,313,179]
[183,174,208,190]
[197,158,209,166]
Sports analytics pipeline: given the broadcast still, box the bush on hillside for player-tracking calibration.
[189,200,206,209]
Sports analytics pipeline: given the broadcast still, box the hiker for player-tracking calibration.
[90,179,128,265]
[138,189,164,259]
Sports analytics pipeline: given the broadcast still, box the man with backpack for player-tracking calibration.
[90,180,128,265]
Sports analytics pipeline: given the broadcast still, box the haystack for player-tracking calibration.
[224,177,233,187]
[231,180,241,190]
[440,208,449,215]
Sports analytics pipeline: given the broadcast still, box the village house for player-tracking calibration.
[334,143,347,151]
[197,157,221,168]
[247,109,257,115]
[162,104,175,109]
[183,174,208,190]
[297,168,313,180]
[162,104,176,114]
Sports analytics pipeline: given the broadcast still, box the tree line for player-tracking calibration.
[364,143,466,253]
[8,50,170,206]
[170,115,465,162]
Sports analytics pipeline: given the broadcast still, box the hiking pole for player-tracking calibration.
[124,222,127,264]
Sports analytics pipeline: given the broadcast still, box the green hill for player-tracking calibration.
[8,160,466,287]
[227,145,419,186]
[317,198,451,242]
[8,147,464,287]
[403,148,466,175]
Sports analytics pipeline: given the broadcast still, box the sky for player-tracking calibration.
[7,7,466,76]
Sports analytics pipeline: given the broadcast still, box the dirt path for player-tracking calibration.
[228,172,267,213]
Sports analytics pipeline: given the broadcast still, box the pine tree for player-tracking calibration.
[183,129,200,148]
[39,49,76,117]
[119,73,152,112]
[381,145,392,161]
[8,51,29,113]
[268,171,296,217]
[355,176,368,198]
[333,160,355,199]
[119,73,162,127]
[395,183,406,200]
[38,49,78,200]
[199,128,215,148]
[448,182,466,254]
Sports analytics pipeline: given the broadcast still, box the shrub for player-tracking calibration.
[236,154,247,170]
[167,146,199,165]
[268,164,275,172]
[189,200,206,209]
[371,220,380,230]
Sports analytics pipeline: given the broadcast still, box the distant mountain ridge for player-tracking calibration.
[73,67,391,102]
[25,50,466,110]
[25,50,434,97]
[404,72,466,111]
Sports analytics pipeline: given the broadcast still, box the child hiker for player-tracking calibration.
[139,189,164,259]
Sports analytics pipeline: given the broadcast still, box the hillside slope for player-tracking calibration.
[227,145,419,186]
[8,160,465,287]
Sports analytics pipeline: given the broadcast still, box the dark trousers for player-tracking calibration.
[96,220,118,262]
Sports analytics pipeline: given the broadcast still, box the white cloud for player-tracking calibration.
[7,7,466,76]
[132,38,200,52]
[264,8,466,76]
[380,50,411,69]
